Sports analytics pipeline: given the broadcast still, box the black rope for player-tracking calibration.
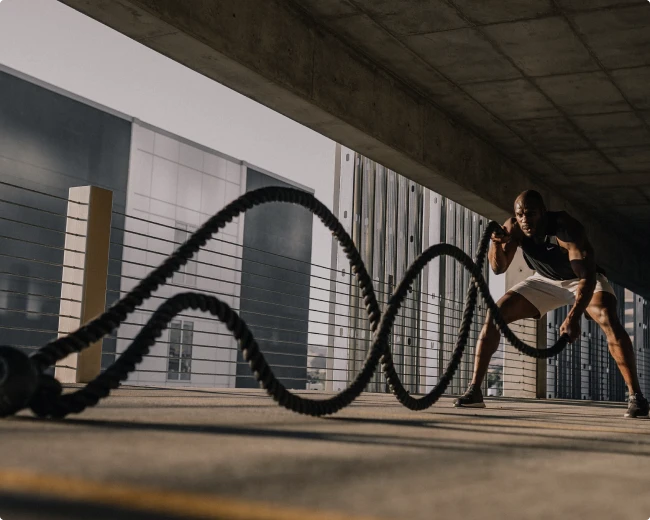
[0,187,569,419]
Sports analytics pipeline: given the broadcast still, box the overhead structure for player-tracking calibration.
[57,0,650,296]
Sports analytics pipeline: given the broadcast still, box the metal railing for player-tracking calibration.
[2,178,646,401]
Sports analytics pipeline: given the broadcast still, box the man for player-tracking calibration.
[453,190,649,419]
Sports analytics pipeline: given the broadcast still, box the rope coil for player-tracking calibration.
[1,187,569,419]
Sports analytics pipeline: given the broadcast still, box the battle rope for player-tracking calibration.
[0,187,569,419]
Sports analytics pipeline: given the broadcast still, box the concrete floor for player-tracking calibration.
[0,387,648,520]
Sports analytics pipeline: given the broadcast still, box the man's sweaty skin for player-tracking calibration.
[490,194,595,342]
[471,191,642,398]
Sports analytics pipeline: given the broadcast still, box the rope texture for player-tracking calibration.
[24,187,568,418]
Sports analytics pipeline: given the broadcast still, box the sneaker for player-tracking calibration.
[453,384,486,408]
[624,393,649,419]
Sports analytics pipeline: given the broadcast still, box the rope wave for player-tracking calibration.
[6,187,568,419]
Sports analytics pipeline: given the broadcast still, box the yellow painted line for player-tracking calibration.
[0,469,378,520]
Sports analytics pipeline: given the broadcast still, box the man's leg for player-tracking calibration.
[472,291,540,387]
[454,291,540,407]
[586,292,641,395]
[585,292,648,419]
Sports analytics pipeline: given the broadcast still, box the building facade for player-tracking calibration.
[327,145,650,401]
[1,65,648,400]
[0,68,313,390]
[327,145,496,396]
[547,287,650,400]
[0,67,130,367]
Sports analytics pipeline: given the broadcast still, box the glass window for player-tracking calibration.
[167,320,193,381]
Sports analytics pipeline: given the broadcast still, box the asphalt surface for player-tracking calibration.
[0,387,648,520]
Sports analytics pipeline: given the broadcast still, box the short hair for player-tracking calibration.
[514,190,546,211]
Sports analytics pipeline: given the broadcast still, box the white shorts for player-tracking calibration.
[509,272,615,318]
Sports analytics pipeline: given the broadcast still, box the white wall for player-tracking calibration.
[120,122,246,387]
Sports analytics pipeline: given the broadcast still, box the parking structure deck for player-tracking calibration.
[0,387,648,520]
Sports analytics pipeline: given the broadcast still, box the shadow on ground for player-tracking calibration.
[0,493,184,520]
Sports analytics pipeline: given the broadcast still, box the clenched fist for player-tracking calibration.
[560,316,581,343]
[491,226,512,245]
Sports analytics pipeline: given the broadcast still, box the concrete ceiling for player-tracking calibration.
[56,0,650,296]
[293,0,650,231]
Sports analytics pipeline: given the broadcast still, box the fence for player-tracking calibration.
[1,174,648,400]
[547,284,650,400]
[0,179,124,375]
[329,148,538,398]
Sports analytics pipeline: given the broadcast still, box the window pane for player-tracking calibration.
[182,322,193,359]
[169,322,182,357]
[168,358,179,373]
[182,321,194,335]
[170,320,192,379]
[170,322,182,338]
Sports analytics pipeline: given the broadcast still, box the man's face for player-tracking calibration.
[514,200,544,237]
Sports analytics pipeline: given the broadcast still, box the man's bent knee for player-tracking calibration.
[588,299,629,343]
[605,322,629,344]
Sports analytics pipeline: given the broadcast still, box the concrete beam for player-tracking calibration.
[58,0,650,297]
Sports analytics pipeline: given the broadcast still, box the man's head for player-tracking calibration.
[514,190,546,238]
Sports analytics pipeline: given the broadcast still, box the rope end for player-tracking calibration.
[0,346,39,418]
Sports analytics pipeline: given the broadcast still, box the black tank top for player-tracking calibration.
[520,211,604,281]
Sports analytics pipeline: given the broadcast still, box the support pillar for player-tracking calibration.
[536,313,548,399]
[55,186,113,383]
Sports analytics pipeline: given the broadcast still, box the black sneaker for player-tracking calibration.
[624,393,649,419]
[453,384,486,408]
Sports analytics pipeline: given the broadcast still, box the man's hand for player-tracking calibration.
[491,226,511,245]
[560,315,581,343]
[488,218,519,275]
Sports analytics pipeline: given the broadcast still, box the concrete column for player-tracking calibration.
[502,249,546,398]
[326,144,342,392]
[536,313,548,399]
[56,186,113,384]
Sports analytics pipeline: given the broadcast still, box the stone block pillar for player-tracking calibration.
[55,186,112,383]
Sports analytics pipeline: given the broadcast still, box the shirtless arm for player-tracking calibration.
[557,214,597,341]
[488,217,520,275]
